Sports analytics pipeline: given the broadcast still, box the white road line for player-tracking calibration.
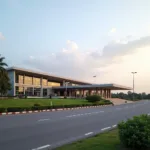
[116,108,121,110]
[112,125,117,128]
[32,144,50,150]
[38,119,50,122]
[87,113,91,115]
[101,126,111,131]
[66,111,104,118]
[85,132,93,136]
[66,115,73,118]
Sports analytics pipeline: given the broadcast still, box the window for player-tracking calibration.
[19,75,24,83]
[48,81,60,87]
[33,77,40,85]
[42,79,47,86]
[24,76,32,85]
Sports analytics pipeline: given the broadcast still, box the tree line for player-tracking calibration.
[0,55,11,96]
[112,91,150,100]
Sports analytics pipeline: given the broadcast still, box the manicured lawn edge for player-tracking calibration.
[0,104,113,113]
[53,128,121,150]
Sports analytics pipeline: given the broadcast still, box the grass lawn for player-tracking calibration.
[0,98,95,108]
[55,129,124,150]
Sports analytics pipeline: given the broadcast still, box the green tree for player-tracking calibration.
[0,54,8,72]
[0,55,11,96]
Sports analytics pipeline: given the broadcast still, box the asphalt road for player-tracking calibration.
[0,100,150,150]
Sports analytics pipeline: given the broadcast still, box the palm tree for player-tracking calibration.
[0,54,8,72]
[0,55,10,96]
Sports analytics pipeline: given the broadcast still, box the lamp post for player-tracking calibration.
[93,75,96,84]
[93,75,96,94]
[131,72,137,101]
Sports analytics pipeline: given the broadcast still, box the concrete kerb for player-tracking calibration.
[0,104,112,116]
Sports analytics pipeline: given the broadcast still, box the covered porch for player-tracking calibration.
[52,84,132,99]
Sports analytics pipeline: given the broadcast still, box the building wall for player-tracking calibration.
[7,70,15,96]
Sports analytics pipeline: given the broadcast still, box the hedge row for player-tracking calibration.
[0,102,112,113]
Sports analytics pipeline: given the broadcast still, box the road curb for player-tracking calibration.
[0,105,112,116]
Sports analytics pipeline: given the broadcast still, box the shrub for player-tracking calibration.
[7,107,30,112]
[86,95,102,102]
[118,114,150,150]
[34,103,41,107]
[0,107,7,113]
[102,99,113,105]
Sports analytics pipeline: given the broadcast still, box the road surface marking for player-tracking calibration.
[38,119,50,122]
[116,108,121,110]
[66,111,104,118]
[112,125,117,128]
[85,132,93,136]
[32,144,50,150]
[125,106,128,109]
[66,115,73,118]
[101,127,111,131]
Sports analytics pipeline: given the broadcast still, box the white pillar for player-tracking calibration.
[23,87,25,95]
[32,87,34,96]
[40,77,43,97]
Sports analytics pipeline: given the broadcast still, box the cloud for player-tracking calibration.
[66,40,78,50]
[23,36,150,92]
[0,32,5,40]
[110,28,117,33]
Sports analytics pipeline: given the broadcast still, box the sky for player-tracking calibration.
[0,0,150,93]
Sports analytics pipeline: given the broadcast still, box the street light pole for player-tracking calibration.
[93,75,96,84]
[131,72,137,101]
[93,75,97,94]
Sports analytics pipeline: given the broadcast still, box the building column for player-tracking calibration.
[79,90,82,97]
[109,90,111,98]
[96,88,98,95]
[64,91,67,97]
[104,89,106,98]
[23,87,25,95]
[40,77,43,97]
[106,89,108,98]
[89,90,92,96]
[32,87,34,96]
[100,89,102,97]
[69,90,71,97]
[57,91,60,96]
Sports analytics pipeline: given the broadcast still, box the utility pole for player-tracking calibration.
[131,72,137,101]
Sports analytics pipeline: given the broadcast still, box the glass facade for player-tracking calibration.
[48,81,60,87]
[15,87,24,95]
[42,79,47,86]
[24,76,32,85]
[16,75,61,87]
[18,75,24,84]
[33,77,40,85]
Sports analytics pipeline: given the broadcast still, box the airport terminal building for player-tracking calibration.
[7,67,132,98]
